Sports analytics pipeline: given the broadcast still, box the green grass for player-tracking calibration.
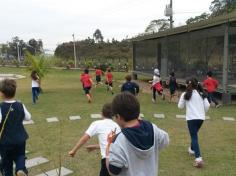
[0,67,236,176]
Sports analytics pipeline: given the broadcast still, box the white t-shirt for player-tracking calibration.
[152,75,161,86]
[86,118,120,159]
[32,79,40,88]
[178,90,210,121]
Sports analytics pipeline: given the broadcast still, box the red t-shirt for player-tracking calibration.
[95,69,102,76]
[203,77,218,93]
[106,72,113,83]
[81,74,92,88]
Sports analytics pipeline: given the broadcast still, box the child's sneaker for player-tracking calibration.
[194,157,204,168]
[17,170,27,176]
[162,94,165,100]
[152,98,156,103]
[188,147,195,155]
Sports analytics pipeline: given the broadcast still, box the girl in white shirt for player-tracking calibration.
[178,77,210,168]
[150,69,165,103]
[31,70,40,104]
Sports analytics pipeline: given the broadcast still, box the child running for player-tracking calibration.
[203,71,220,108]
[31,70,40,104]
[0,79,31,176]
[95,66,103,87]
[150,69,165,103]
[105,68,114,95]
[168,72,178,102]
[68,103,120,176]
[121,74,139,96]
[178,77,210,168]
[106,92,169,176]
[81,69,93,103]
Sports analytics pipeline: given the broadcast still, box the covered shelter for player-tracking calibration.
[132,12,236,103]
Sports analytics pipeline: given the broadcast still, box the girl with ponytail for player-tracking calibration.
[178,77,210,168]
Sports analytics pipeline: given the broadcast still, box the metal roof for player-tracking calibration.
[132,12,236,42]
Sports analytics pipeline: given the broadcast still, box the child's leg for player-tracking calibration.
[1,145,14,176]
[211,92,219,106]
[32,88,37,103]
[109,83,114,94]
[99,158,110,176]
[187,120,204,159]
[14,142,28,175]
[152,88,156,101]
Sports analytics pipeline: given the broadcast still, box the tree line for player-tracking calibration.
[0,36,43,59]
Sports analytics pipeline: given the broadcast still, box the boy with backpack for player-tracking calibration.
[0,79,31,176]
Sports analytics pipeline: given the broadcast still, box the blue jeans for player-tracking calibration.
[187,120,203,158]
[32,87,40,103]
[0,142,27,176]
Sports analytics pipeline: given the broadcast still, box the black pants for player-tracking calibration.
[207,92,218,105]
[0,142,27,176]
[100,158,110,176]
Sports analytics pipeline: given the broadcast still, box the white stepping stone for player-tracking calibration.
[23,120,34,125]
[26,157,49,168]
[36,167,73,176]
[46,117,59,123]
[223,117,235,121]
[176,115,186,119]
[25,150,29,154]
[69,116,81,120]
[154,114,165,119]
[91,114,102,119]
[205,116,210,120]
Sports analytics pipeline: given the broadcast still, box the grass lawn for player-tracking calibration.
[0,67,236,176]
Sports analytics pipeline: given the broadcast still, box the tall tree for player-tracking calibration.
[145,19,170,33]
[186,13,210,24]
[210,0,236,17]
[93,29,104,43]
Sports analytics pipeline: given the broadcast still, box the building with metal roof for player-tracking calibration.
[132,12,236,103]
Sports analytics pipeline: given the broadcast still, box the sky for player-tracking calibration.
[0,0,213,50]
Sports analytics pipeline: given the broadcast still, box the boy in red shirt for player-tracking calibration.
[81,69,93,103]
[203,71,220,107]
[95,66,103,86]
[106,68,114,95]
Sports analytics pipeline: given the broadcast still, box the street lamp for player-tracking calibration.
[72,34,77,68]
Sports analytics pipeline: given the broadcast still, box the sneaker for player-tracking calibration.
[194,160,204,168]
[188,147,195,155]
[17,170,27,176]
[162,94,165,100]
[216,104,221,108]
[152,98,156,103]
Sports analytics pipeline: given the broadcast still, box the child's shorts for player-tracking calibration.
[170,88,176,95]
[96,76,101,82]
[105,81,113,87]
[84,87,91,94]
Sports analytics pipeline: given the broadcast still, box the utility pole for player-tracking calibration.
[16,42,20,62]
[72,33,77,68]
[170,0,173,29]
[165,0,173,29]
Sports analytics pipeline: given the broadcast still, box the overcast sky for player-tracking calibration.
[0,0,213,50]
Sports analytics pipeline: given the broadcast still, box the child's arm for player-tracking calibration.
[178,93,186,109]
[85,144,100,152]
[68,134,90,157]
[23,104,31,121]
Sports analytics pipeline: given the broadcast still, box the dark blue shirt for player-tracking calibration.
[121,81,139,95]
[0,102,28,145]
